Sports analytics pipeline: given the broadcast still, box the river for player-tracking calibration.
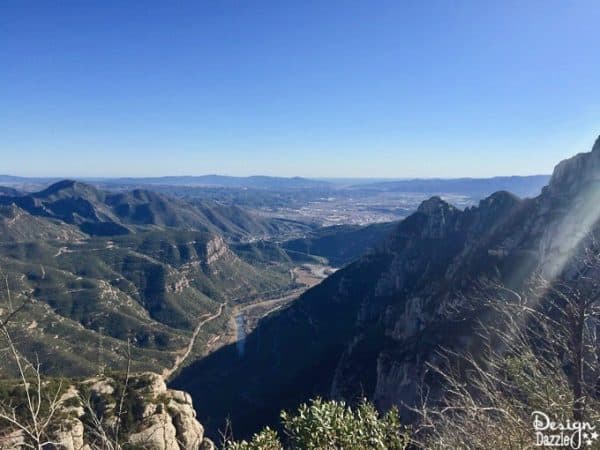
[235,313,246,357]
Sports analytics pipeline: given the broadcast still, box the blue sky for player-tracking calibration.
[1,1,599,178]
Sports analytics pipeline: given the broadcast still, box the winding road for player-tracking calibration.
[162,264,335,378]
[162,302,225,380]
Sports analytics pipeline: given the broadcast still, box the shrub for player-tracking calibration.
[224,398,409,450]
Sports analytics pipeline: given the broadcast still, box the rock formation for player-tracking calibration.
[0,373,213,450]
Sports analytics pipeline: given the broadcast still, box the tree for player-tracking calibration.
[0,275,66,449]
[413,237,600,449]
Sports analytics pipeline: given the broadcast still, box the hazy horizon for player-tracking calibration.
[0,173,552,182]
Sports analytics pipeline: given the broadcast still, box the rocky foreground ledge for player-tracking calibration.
[0,372,214,450]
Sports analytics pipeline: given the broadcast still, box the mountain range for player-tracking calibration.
[0,174,550,199]
[353,174,550,197]
[0,140,596,445]
[172,137,600,439]
[0,175,330,191]
[0,181,311,378]
[0,180,310,241]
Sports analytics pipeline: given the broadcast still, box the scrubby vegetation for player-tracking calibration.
[413,241,600,449]
[223,398,410,450]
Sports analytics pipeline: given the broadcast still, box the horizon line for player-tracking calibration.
[0,173,552,182]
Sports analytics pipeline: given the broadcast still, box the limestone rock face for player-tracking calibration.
[546,135,600,197]
[167,391,205,449]
[50,419,88,450]
[0,373,206,450]
[123,374,205,450]
[128,410,179,449]
[205,235,231,265]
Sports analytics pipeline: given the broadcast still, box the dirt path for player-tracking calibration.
[162,302,225,380]
[54,246,68,257]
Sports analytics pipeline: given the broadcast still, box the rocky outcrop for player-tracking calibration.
[545,135,600,197]
[0,373,213,450]
[126,381,206,450]
[205,236,231,265]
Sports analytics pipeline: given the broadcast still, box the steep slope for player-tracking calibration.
[105,189,223,230]
[0,227,293,378]
[0,186,21,197]
[0,204,85,242]
[282,222,396,267]
[172,136,600,439]
[0,180,129,236]
[190,199,313,241]
[0,183,299,378]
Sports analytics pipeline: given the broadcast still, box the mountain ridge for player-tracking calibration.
[0,180,306,241]
[172,135,600,439]
[0,182,301,379]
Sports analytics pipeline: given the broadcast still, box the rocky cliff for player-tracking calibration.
[172,136,600,439]
[339,136,600,413]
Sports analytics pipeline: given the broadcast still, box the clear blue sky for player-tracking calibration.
[1,0,599,178]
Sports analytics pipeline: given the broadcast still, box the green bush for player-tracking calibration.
[224,398,409,450]
[226,427,283,450]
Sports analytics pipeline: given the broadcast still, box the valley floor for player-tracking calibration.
[214,263,335,357]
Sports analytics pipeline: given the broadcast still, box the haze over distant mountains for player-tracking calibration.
[0,174,331,190]
[350,175,550,197]
[0,174,550,198]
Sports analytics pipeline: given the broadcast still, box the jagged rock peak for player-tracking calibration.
[477,190,521,209]
[417,196,456,215]
[406,196,462,240]
[547,135,600,195]
[486,190,520,201]
[593,134,600,153]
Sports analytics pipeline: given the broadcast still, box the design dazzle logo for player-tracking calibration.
[533,411,599,448]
